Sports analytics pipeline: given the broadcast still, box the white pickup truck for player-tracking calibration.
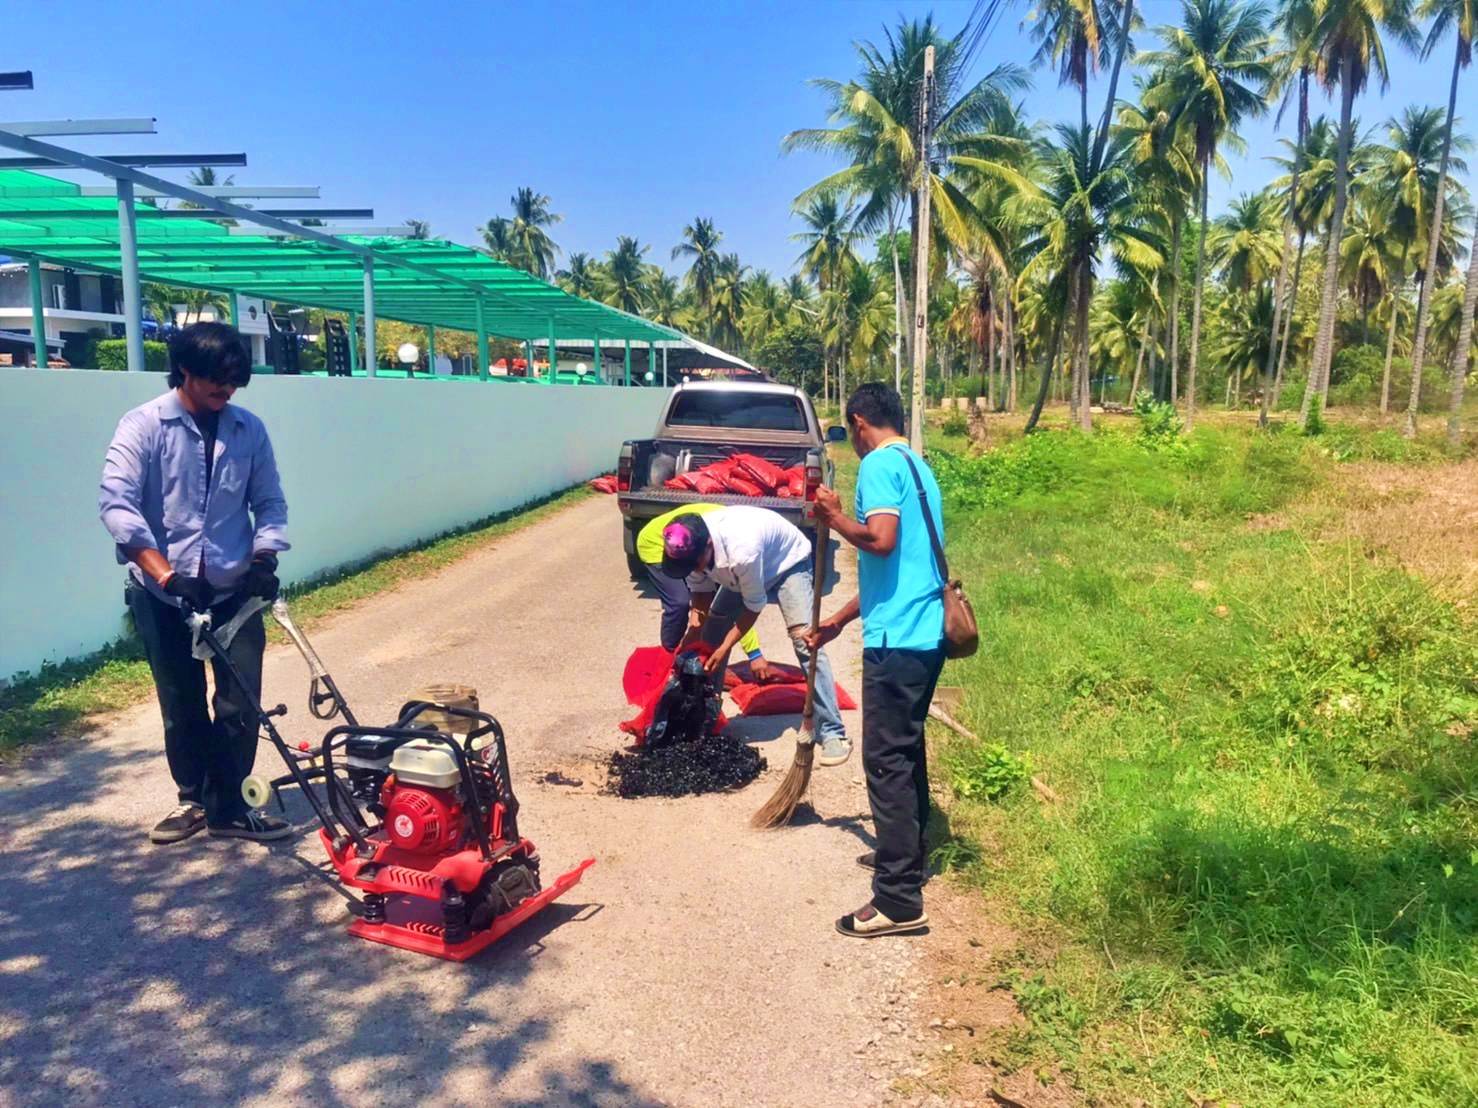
[615,381,843,577]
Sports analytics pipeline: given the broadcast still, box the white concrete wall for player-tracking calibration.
[0,369,667,681]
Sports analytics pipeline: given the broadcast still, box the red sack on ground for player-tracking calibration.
[725,660,857,712]
[589,475,619,494]
[728,681,858,715]
[730,453,787,492]
[724,474,765,497]
[619,643,728,744]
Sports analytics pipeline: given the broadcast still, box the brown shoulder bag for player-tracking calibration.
[898,448,979,659]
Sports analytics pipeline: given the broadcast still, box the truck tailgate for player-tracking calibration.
[618,490,811,515]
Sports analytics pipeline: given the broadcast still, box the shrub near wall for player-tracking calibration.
[95,339,168,373]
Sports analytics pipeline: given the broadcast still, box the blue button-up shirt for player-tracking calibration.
[99,390,289,604]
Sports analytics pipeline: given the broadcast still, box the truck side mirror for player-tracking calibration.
[826,425,848,443]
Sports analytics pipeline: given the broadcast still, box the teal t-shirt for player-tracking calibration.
[855,441,945,650]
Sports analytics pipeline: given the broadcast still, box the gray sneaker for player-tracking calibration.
[817,735,852,767]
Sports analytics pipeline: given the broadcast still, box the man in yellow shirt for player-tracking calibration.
[637,504,771,680]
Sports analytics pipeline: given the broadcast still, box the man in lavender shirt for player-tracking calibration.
[100,322,292,845]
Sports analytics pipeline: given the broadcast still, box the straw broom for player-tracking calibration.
[751,520,829,829]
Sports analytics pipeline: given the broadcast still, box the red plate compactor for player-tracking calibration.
[190,598,593,962]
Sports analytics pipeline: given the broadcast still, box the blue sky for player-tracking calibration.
[5,0,1471,278]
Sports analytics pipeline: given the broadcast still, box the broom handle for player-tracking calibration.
[801,518,828,723]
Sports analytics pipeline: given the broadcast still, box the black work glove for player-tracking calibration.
[163,572,214,613]
[243,554,280,601]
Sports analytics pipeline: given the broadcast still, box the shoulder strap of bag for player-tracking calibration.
[893,445,950,581]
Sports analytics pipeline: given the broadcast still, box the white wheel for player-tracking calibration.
[241,774,272,809]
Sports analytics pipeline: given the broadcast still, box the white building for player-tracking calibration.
[0,260,124,364]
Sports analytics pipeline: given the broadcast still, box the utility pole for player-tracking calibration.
[909,45,935,452]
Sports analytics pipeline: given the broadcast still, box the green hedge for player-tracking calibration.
[95,339,169,373]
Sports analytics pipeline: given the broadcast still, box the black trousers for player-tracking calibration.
[862,645,946,920]
[126,582,264,824]
[645,565,691,652]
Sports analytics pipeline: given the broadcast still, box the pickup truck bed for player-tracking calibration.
[615,380,837,577]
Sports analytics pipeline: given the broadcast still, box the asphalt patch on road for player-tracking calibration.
[605,733,767,799]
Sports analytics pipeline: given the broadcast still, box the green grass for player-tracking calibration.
[921,422,1477,1105]
[0,485,592,755]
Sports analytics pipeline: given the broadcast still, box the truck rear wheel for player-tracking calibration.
[627,551,647,581]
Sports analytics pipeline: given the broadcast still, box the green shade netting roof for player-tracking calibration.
[0,169,679,344]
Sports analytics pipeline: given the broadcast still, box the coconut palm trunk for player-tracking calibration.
[1263,70,1309,428]
[1303,54,1358,425]
[1380,244,1410,415]
[1185,166,1211,429]
[1005,294,1019,410]
[1025,291,1071,433]
[1169,214,1183,404]
[1076,264,1094,430]
[1129,324,1148,400]
[889,205,906,395]
[1275,229,1308,403]
[1449,208,1478,445]
[1404,34,1465,437]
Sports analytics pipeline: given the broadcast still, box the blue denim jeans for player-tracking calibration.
[699,563,846,741]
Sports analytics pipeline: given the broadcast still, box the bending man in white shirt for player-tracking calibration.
[659,505,851,766]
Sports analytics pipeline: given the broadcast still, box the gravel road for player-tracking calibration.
[0,496,931,1107]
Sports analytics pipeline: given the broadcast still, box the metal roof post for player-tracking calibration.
[427,324,436,376]
[475,295,488,380]
[348,311,360,374]
[228,291,240,326]
[650,340,657,388]
[361,257,377,377]
[27,257,45,367]
[624,338,631,388]
[116,179,145,371]
[592,333,600,386]
[662,345,668,385]
[547,320,556,384]
[524,339,533,379]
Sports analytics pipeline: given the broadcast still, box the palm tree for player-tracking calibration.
[1142,0,1274,428]
[1260,0,1317,423]
[404,219,431,240]
[1301,0,1417,425]
[784,15,1030,404]
[1339,197,1398,342]
[600,237,651,315]
[1404,0,1476,435]
[710,254,749,351]
[672,217,724,330]
[1120,94,1198,404]
[1026,0,1114,132]
[1369,105,1469,411]
[501,188,562,280]
[178,167,236,214]
[793,194,862,295]
[646,271,685,328]
[742,271,787,351]
[1446,207,1478,443]
[556,252,602,300]
[1018,125,1164,431]
[481,217,514,262]
[1216,191,1283,292]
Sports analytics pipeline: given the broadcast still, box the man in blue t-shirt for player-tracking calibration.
[808,383,945,937]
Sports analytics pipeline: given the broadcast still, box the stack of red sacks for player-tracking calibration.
[663,453,807,499]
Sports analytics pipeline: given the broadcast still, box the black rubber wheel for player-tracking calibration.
[627,551,647,581]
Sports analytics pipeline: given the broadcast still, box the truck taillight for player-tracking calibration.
[804,460,822,500]
[617,443,633,492]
